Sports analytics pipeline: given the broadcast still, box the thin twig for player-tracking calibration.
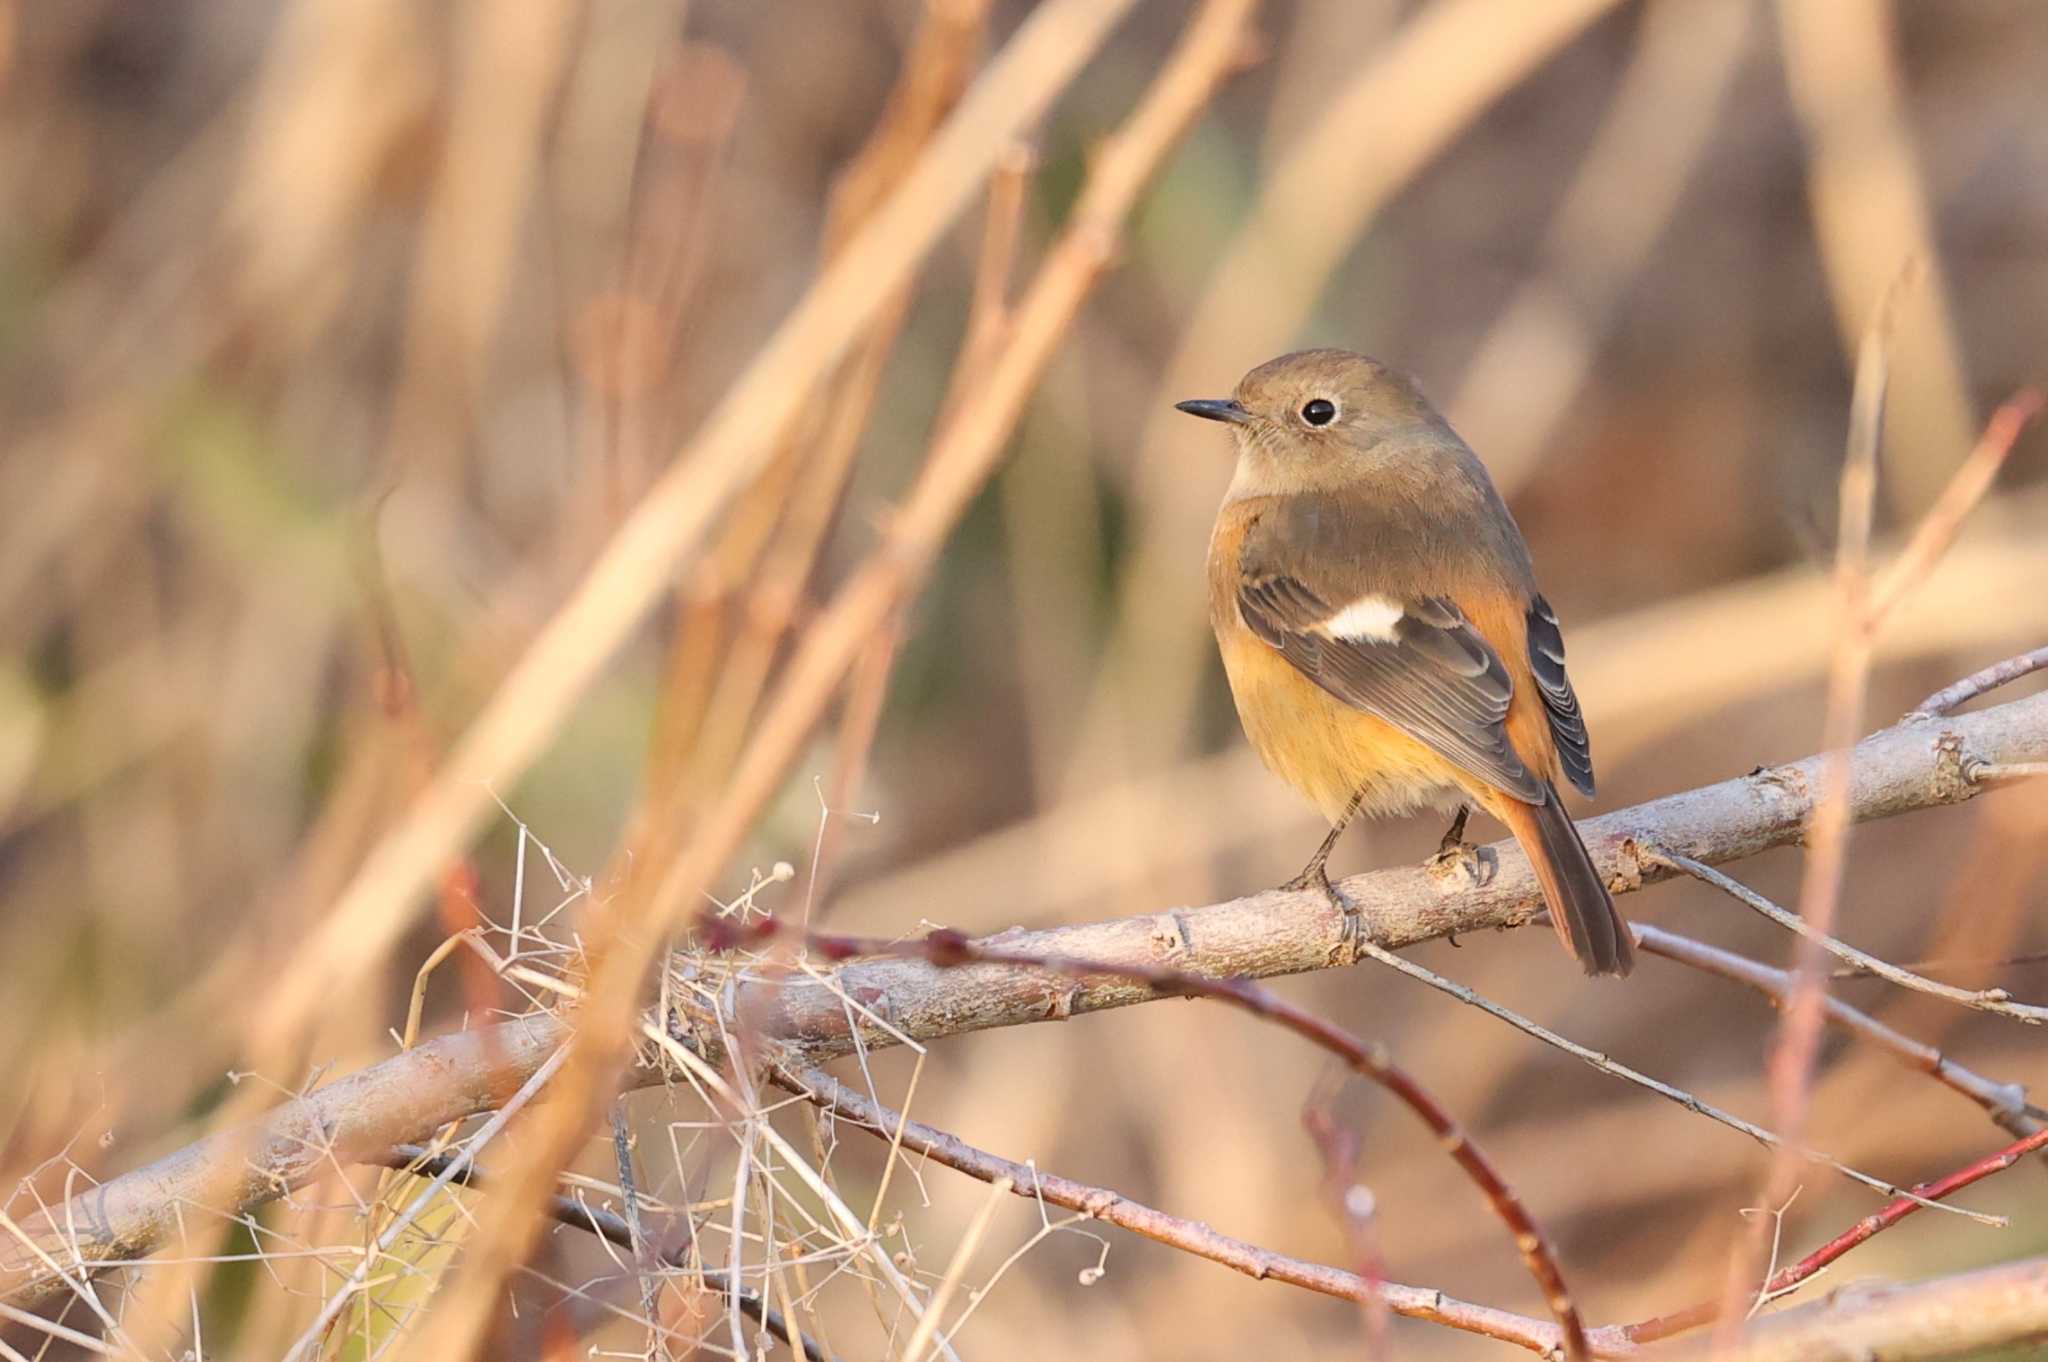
[1345,940,2000,1225]
[666,0,992,812]
[0,1300,113,1356]
[635,0,1262,943]
[1654,851,2048,1025]
[1908,646,2048,718]
[1830,946,2048,981]
[1689,1251,2048,1362]
[1628,1123,2048,1344]
[640,1020,959,1361]
[375,1145,832,1362]
[783,1067,1624,1358]
[611,1100,666,1362]
[1632,924,2042,1140]
[377,13,1258,1357]
[809,612,905,921]
[899,1174,1011,1362]
[1968,760,2048,783]
[1716,306,2039,1341]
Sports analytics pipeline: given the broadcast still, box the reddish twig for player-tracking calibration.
[1723,277,1896,1337]
[1719,315,2039,1340]
[712,921,1592,1361]
[1866,391,2044,629]
[1302,1088,1393,1355]
[1629,1122,2048,1343]
[1345,938,1986,1220]
[1684,1252,2048,1362]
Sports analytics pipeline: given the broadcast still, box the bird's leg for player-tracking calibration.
[1282,791,1367,952]
[1280,820,1348,895]
[1425,801,1492,889]
[1435,804,1470,856]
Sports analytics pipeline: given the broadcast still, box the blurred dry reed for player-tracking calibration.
[4,2,2048,1360]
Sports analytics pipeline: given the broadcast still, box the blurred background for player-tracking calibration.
[3,0,2046,1358]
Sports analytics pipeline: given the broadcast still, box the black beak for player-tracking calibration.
[1174,397,1252,425]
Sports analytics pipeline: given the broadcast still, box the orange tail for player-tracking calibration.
[1495,787,1633,977]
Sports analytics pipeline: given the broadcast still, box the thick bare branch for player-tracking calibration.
[1,1017,560,1309]
[1682,1253,2048,1362]
[736,690,2048,1063]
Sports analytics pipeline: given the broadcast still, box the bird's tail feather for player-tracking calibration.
[1498,788,1634,977]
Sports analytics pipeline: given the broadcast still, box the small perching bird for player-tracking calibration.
[1178,349,1632,977]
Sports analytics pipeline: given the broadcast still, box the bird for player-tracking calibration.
[1176,348,1632,976]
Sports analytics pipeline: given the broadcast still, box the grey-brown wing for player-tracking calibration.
[1236,574,1544,803]
[1526,594,1593,797]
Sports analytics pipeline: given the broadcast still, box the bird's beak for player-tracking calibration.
[1174,397,1252,425]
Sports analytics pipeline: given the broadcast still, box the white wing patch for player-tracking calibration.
[1317,595,1404,642]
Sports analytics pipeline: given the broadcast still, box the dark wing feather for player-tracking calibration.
[1526,594,1594,796]
[1238,574,1545,803]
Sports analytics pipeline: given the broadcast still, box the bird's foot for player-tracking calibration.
[1425,806,1493,890]
[1281,862,1366,961]
[1279,861,1331,895]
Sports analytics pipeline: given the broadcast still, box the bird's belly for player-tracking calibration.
[1220,630,1464,823]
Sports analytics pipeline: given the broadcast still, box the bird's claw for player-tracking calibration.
[1282,863,1366,959]
[1426,839,1489,889]
[1426,807,1492,890]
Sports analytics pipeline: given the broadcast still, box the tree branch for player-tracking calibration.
[1683,1252,2048,1362]
[728,689,2048,1064]
[6,689,2046,1313]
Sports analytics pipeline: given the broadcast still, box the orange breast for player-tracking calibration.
[1214,615,1467,821]
[1206,497,1559,824]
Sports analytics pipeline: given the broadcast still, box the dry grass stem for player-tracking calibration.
[15,7,2048,1360]
[374,1144,830,1362]
[785,1069,1626,1359]
[251,0,1147,1056]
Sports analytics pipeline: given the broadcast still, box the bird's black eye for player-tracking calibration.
[1300,398,1337,426]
